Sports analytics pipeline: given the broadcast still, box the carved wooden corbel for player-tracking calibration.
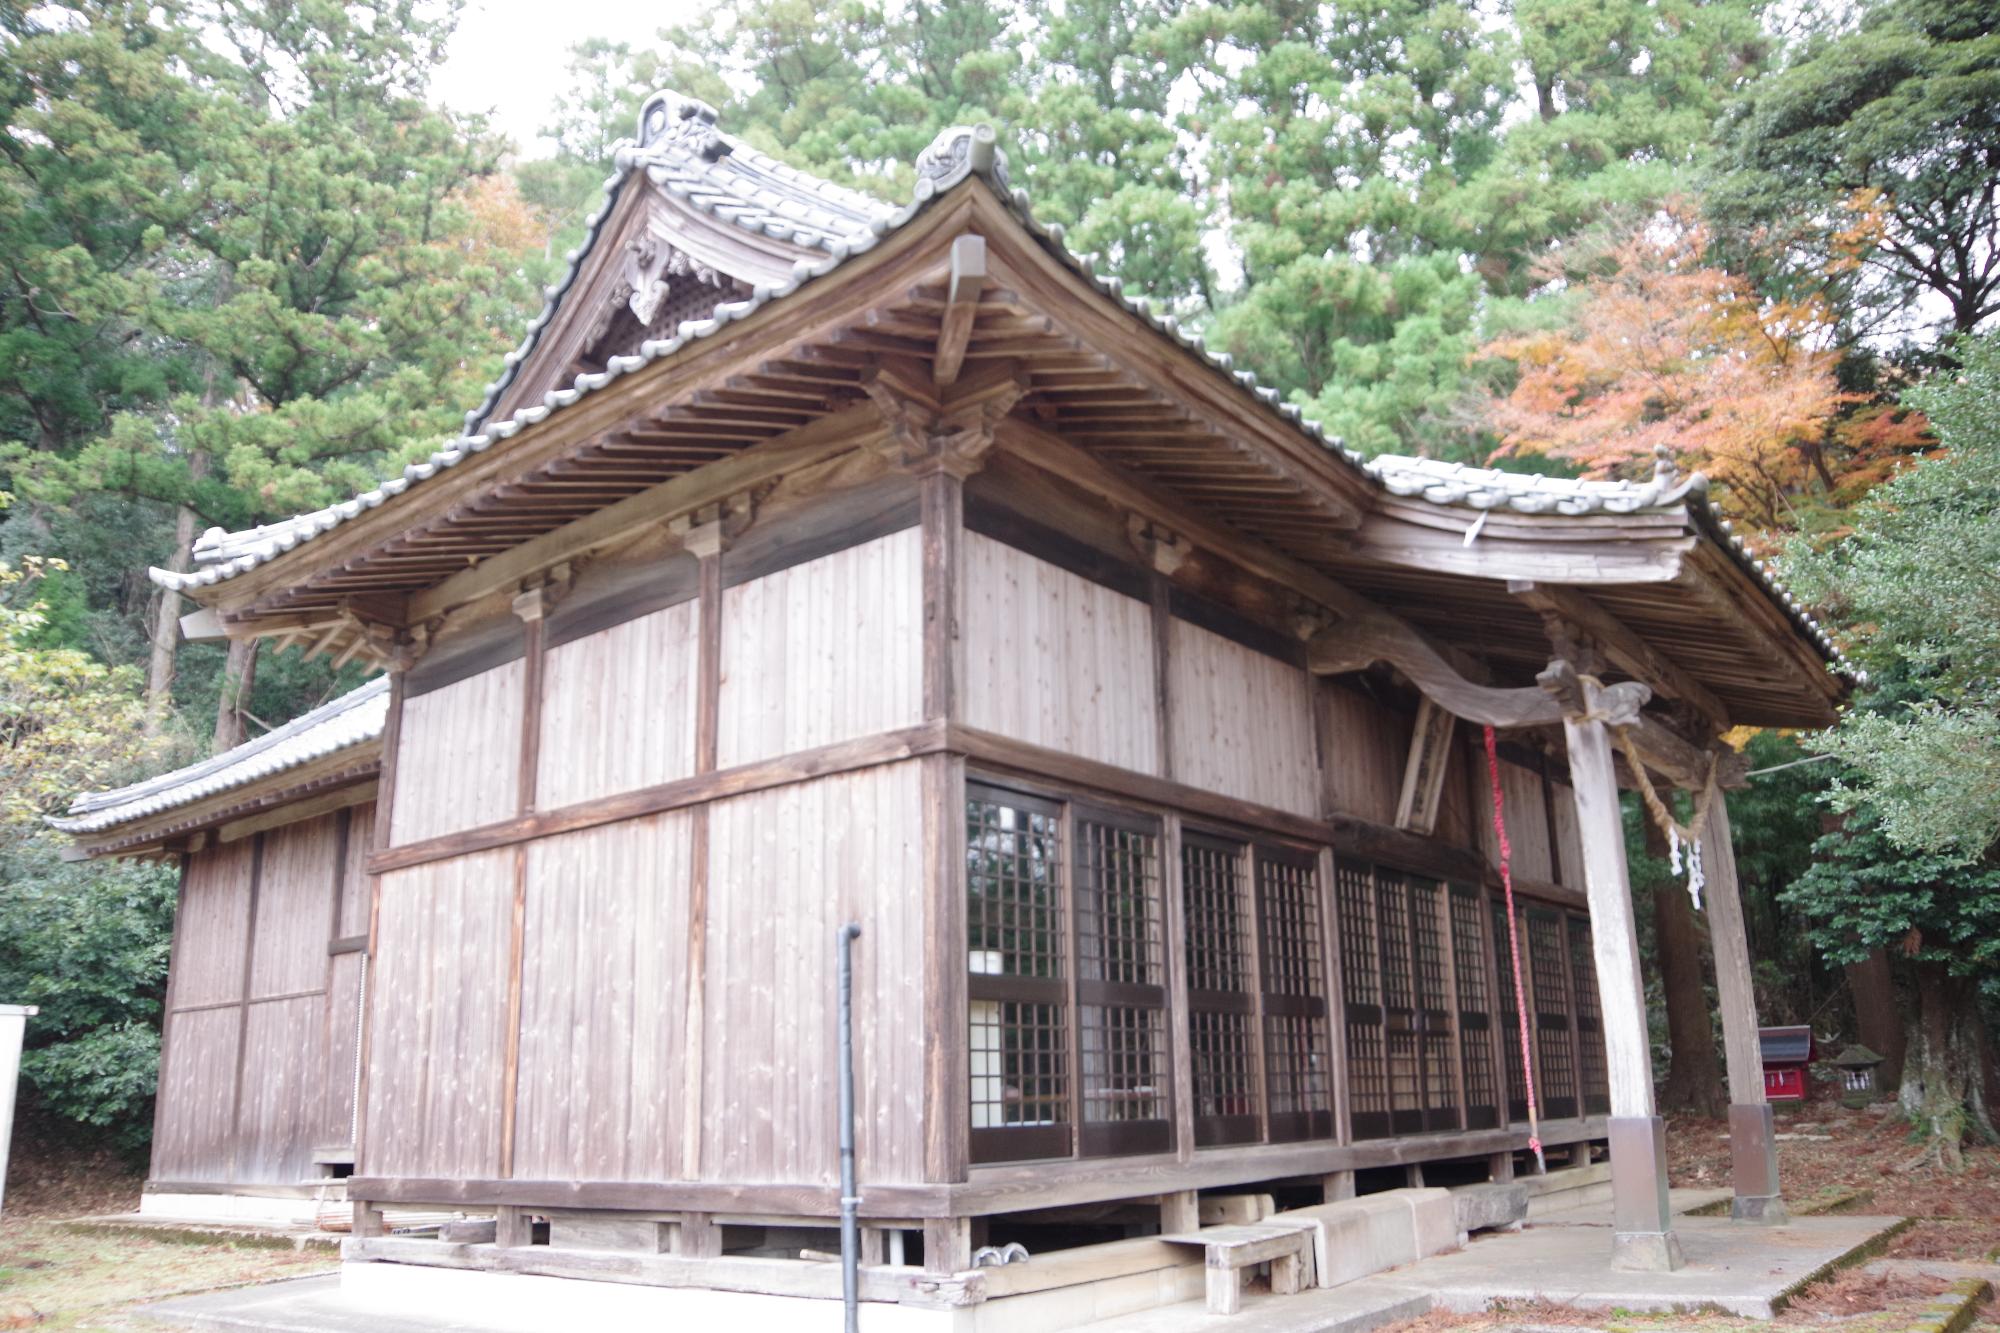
[668,490,758,559]
[859,358,1030,478]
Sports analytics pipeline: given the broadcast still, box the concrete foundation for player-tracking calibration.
[1449,1181,1529,1233]
[1608,1114,1684,1271]
[138,1190,332,1227]
[1729,1102,1791,1224]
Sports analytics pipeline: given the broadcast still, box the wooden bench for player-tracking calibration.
[1159,1221,1317,1315]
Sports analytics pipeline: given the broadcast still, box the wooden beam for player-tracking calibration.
[934,234,986,387]
[366,722,951,875]
[216,781,377,844]
[406,404,886,624]
[1308,612,1579,730]
[1509,581,1729,733]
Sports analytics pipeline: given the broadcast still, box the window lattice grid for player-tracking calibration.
[1409,879,1451,1013]
[1375,873,1414,1011]
[966,791,1064,980]
[1492,901,1532,1117]
[1081,1004,1169,1123]
[1568,915,1609,1113]
[1451,888,1499,1125]
[1189,1008,1259,1121]
[1259,853,1332,1135]
[1258,855,1328,1000]
[1449,889,1491,1012]
[1076,819,1164,987]
[1264,1011,1333,1116]
[1335,862,1380,1008]
[1345,1016,1392,1131]
[969,1000,1070,1129]
[1527,910,1578,1110]
[1182,840,1252,995]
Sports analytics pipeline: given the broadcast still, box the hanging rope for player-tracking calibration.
[1483,724,1546,1175]
[1615,729,1720,910]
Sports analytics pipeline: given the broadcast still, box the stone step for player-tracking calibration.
[1449,1180,1529,1233]
[1072,1278,1432,1333]
[1269,1187,1464,1290]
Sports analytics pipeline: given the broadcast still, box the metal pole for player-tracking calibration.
[837,923,863,1333]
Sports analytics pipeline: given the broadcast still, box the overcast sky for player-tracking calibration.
[431,0,712,155]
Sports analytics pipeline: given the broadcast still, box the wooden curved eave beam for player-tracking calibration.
[1306,610,1651,732]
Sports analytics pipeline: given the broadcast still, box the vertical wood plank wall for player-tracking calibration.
[151,805,374,1190]
[537,602,699,808]
[513,812,695,1180]
[1167,618,1319,817]
[961,531,1160,774]
[391,662,525,843]
[352,527,931,1194]
[1319,681,1411,826]
[361,848,514,1179]
[701,762,927,1185]
[717,528,923,768]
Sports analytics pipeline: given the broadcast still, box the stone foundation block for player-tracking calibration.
[1451,1181,1530,1233]
[1271,1187,1465,1289]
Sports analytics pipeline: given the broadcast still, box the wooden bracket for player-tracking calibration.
[1394,697,1456,835]
[668,491,757,558]
[860,357,1029,479]
[1509,580,1730,734]
[511,562,576,623]
[1126,514,1191,576]
[935,234,987,387]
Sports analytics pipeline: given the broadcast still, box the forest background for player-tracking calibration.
[1,0,1996,1163]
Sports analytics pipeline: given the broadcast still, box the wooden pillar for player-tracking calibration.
[1703,795,1788,1223]
[919,463,970,1190]
[681,525,724,1181]
[1558,680,1684,1272]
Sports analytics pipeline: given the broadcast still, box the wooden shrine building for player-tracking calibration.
[61,93,1849,1324]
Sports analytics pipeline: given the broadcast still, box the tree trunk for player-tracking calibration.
[144,451,210,733]
[1845,947,1906,1090]
[1899,962,1997,1168]
[212,635,259,752]
[1649,820,1727,1116]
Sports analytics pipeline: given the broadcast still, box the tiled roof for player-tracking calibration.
[150,96,1847,678]
[48,678,387,835]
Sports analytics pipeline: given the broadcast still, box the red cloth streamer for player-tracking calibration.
[1485,724,1546,1172]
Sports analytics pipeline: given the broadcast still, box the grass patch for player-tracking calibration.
[0,1218,335,1331]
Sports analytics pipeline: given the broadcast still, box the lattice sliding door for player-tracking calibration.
[966,785,1071,1164]
[1336,862,1391,1139]
[1567,913,1609,1115]
[1255,848,1334,1143]
[1409,877,1461,1132]
[1450,887,1501,1130]
[1181,835,1262,1147]
[1526,906,1579,1120]
[1073,807,1172,1157]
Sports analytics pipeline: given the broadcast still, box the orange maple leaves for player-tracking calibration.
[1482,212,1846,531]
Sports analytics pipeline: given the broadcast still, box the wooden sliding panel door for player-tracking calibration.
[1568,913,1611,1115]
[1449,886,1502,1130]
[1336,861,1393,1140]
[1525,906,1580,1120]
[966,785,1071,1165]
[1492,899,1533,1124]
[1408,877,1461,1133]
[1180,835,1261,1147]
[1073,806,1172,1157]
[1256,847,1334,1143]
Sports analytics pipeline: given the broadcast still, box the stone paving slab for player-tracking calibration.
[1407,1213,1908,1319]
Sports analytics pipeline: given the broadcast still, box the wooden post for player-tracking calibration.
[919,464,970,1188]
[1160,1189,1200,1234]
[681,526,724,1181]
[1556,674,1684,1272]
[923,1217,972,1275]
[1703,795,1788,1223]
